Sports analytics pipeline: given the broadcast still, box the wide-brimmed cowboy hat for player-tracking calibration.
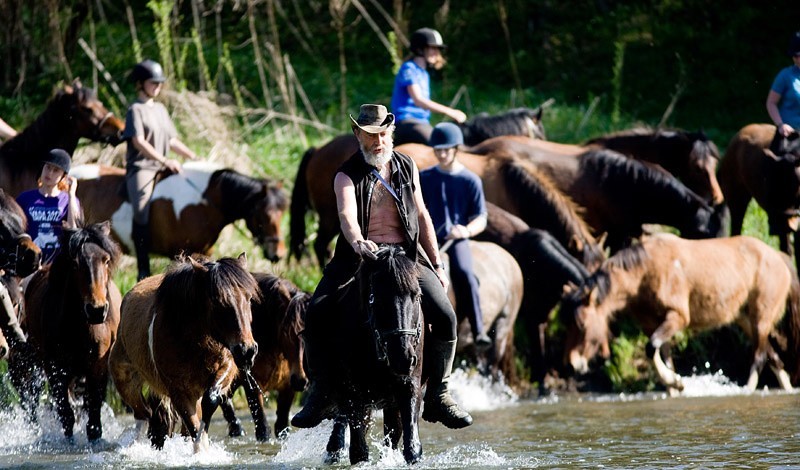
[349,104,395,133]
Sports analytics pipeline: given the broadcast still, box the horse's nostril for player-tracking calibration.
[0,345,7,359]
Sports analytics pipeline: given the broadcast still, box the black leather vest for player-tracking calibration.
[327,150,420,271]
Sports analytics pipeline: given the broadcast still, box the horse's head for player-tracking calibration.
[244,180,289,262]
[684,132,724,205]
[191,253,260,370]
[63,221,121,324]
[524,106,547,141]
[360,245,422,377]
[0,190,41,277]
[279,283,310,391]
[55,80,123,146]
[561,276,612,375]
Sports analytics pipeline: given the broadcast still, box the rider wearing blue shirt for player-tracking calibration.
[390,28,467,145]
[766,31,800,149]
[420,123,490,349]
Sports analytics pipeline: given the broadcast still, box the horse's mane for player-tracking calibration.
[255,273,309,341]
[156,255,261,318]
[460,107,544,145]
[62,222,122,268]
[501,159,604,268]
[579,149,709,214]
[0,191,27,238]
[369,246,420,297]
[586,127,720,163]
[212,170,289,218]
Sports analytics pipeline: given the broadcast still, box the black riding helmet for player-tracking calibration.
[410,28,446,56]
[788,31,800,57]
[42,148,71,175]
[129,59,167,84]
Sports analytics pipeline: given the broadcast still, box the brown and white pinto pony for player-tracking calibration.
[71,161,289,261]
[109,253,260,452]
[14,222,121,441]
[562,233,800,395]
[0,80,123,197]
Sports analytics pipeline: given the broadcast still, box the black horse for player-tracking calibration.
[460,106,545,145]
[324,245,425,464]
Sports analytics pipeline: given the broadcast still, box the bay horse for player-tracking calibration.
[109,253,260,452]
[0,80,123,197]
[290,139,604,270]
[562,233,800,395]
[718,123,800,273]
[470,137,726,252]
[585,127,724,205]
[445,240,522,382]
[475,202,592,390]
[13,221,121,441]
[71,161,289,261]
[325,245,425,464]
[216,272,310,442]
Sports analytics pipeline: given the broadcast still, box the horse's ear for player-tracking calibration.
[588,284,600,306]
[535,106,543,121]
[96,220,111,236]
[72,78,83,89]
[562,281,578,296]
[596,232,608,250]
[237,252,248,268]
[189,256,208,272]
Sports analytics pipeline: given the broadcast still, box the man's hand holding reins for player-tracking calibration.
[353,239,378,261]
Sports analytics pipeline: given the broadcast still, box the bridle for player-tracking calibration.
[365,268,422,367]
[91,110,118,144]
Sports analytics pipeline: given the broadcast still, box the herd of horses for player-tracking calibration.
[1,82,800,463]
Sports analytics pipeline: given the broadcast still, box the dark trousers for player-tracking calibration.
[446,239,484,337]
[394,119,434,146]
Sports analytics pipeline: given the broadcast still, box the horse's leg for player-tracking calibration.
[109,341,153,439]
[400,389,423,464]
[7,348,45,423]
[48,367,76,441]
[348,409,370,465]
[243,380,269,442]
[313,218,339,267]
[274,387,295,439]
[219,397,244,438]
[175,398,208,453]
[85,370,108,441]
[648,309,688,394]
[382,405,402,449]
[726,195,750,236]
[325,415,348,464]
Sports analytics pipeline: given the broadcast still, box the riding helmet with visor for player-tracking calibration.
[42,148,71,175]
[429,122,464,149]
[129,59,167,84]
[410,28,446,56]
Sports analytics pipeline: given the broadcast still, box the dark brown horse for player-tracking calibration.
[447,240,522,382]
[109,253,260,452]
[718,124,800,273]
[0,189,41,279]
[586,127,724,204]
[13,222,121,441]
[475,202,592,389]
[217,272,310,442]
[290,140,604,270]
[72,162,289,261]
[562,233,800,395]
[0,80,123,196]
[470,137,726,251]
[325,245,425,464]
[459,106,546,145]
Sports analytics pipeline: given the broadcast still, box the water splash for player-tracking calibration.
[448,368,518,411]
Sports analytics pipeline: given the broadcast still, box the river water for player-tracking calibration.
[1,370,798,469]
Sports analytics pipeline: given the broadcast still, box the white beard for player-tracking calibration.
[361,142,394,167]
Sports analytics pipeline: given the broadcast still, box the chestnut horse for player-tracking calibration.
[447,240,522,382]
[718,124,800,273]
[562,233,800,395]
[0,80,123,196]
[475,202,592,389]
[471,138,726,251]
[217,272,310,441]
[290,139,604,270]
[109,253,260,452]
[586,127,724,204]
[14,222,121,441]
[71,162,289,261]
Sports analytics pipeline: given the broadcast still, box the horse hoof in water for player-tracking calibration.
[227,420,244,438]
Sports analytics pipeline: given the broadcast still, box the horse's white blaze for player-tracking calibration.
[69,164,102,180]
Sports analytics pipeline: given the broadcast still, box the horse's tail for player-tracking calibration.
[289,146,315,260]
[778,253,800,386]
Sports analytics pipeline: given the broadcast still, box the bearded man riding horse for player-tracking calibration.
[292,104,472,430]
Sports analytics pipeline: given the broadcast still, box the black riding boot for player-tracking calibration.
[132,223,151,281]
[290,330,337,428]
[422,338,473,429]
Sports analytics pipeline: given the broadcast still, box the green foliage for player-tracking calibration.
[603,321,654,393]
